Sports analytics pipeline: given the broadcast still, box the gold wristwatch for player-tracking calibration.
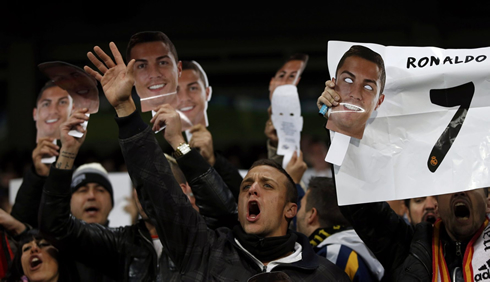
[174,142,191,157]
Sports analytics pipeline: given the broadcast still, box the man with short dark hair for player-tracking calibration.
[404,196,439,226]
[317,45,386,139]
[176,60,212,127]
[296,177,384,281]
[269,53,309,98]
[83,41,349,281]
[33,80,73,142]
[266,54,309,166]
[125,31,181,111]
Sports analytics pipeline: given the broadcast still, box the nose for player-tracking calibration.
[30,244,40,253]
[248,182,259,196]
[425,196,438,210]
[177,87,190,102]
[349,82,363,101]
[87,188,96,200]
[147,63,163,79]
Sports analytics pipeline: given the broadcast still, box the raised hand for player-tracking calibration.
[84,42,136,117]
[285,150,307,184]
[57,108,89,170]
[32,137,59,176]
[189,124,215,166]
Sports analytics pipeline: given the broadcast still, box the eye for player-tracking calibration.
[41,101,50,108]
[344,77,353,84]
[190,86,199,91]
[264,183,273,189]
[241,185,251,191]
[22,246,31,252]
[364,85,373,91]
[136,63,146,69]
[96,187,106,193]
[159,60,169,66]
[76,187,87,193]
[38,242,51,248]
[59,99,69,105]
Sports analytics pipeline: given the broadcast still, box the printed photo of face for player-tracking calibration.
[177,69,211,127]
[130,41,182,112]
[269,59,305,100]
[39,61,99,113]
[327,47,385,139]
[33,85,72,142]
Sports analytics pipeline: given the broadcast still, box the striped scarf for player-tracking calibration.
[432,216,490,282]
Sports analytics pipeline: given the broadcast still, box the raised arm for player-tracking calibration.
[10,137,59,228]
[86,42,210,271]
[38,109,126,279]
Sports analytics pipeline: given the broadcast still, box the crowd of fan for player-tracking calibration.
[0,31,488,282]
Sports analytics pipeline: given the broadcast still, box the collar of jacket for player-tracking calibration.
[226,226,319,271]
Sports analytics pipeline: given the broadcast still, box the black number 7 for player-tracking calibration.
[427,82,474,173]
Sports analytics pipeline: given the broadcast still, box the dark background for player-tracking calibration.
[2,3,490,191]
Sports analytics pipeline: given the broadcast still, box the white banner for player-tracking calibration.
[327,41,490,205]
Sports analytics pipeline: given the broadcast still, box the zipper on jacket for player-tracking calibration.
[455,241,462,258]
[138,229,159,275]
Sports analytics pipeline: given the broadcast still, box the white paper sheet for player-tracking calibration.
[327,41,490,205]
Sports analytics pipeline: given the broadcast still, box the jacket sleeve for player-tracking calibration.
[213,151,242,202]
[10,165,46,228]
[38,165,126,279]
[340,202,413,280]
[177,149,238,230]
[116,110,210,272]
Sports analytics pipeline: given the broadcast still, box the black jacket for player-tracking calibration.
[117,110,349,281]
[39,133,238,281]
[340,201,478,281]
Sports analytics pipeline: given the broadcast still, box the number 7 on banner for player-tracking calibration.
[427,82,474,173]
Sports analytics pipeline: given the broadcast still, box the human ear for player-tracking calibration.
[285,202,298,220]
[307,208,318,225]
[375,93,385,110]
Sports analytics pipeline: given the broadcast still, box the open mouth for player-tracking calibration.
[454,202,470,219]
[84,207,99,214]
[424,213,437,224]
[30,257,42,269]
[341,103,364,112]
[247,201,261,220]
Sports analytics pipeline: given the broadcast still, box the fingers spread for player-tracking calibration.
[87,51,108,74]
[109,42,125,66]
[84,65,102,82]
[94,45,116,69]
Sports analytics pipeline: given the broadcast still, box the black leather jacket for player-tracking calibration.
[116,110,349,281]
[341,201,475,282]
[39,131,238,281]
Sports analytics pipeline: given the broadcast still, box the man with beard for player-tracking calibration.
[404,196,439,226]
[340,188,490,280]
